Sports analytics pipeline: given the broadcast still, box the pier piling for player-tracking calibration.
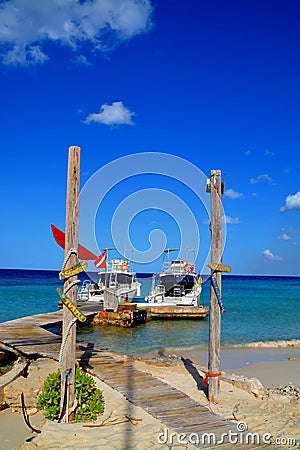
[60,145,81,420]
[207,169,223,403]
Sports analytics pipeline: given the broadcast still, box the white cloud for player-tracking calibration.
[0,0,153,66]
[283,167,292,174]
[2,44,49,66]
[250,173,272,184]
[224,189,244,199]
[84,101,135,126]
[224,215,240,224]
[72,54,92,66]
[265,149,274,156]
[280,191,300,212]
[263,249,283,261]
[278,233,292,241]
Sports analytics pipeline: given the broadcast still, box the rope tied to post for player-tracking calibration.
[211,274,225,313]
[58,246,79,371]
[203,371,222,387]
[58,317,77,372]
[62,247,77,271]
[64,279,80,294]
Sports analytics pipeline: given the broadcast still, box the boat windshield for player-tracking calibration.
[158,273,196,296]
[99,273,133,286]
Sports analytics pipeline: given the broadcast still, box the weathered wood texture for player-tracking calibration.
[62,145,81,414]
[0,311,275,449]
[208,169,222,403]
[0,309,97,357]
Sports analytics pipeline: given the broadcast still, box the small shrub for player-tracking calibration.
[74,365,104,421]
[37,370,61,420]
[37,365,104,421]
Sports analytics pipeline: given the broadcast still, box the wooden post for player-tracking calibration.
[208,170,223,403]
[61,146,80,420]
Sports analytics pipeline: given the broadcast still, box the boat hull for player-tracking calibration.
[77,280,141,310]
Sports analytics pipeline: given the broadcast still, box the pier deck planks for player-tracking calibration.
[0,310,274,449]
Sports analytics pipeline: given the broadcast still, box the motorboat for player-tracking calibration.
[144,249,202,307]
[78,249,141,307]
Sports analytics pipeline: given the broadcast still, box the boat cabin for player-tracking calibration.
[157,273,197,297]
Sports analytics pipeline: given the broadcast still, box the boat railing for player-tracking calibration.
[161,260,191,273]
[105,258,135,273]
[173,285,182,297]
[155,284,165,296]
[117,282,131,290]
[162,262,170,271]
[78,280,92,301]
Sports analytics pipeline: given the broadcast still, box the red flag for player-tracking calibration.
[50,224,97,260]
[94,251,106,269]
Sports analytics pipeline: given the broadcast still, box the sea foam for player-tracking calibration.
[234,339,300,348]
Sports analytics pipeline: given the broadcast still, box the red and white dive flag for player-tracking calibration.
[94,251,106,269]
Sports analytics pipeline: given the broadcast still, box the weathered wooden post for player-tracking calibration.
[60,146,81,420]
[207,169,223,403]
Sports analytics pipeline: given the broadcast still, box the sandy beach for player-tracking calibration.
[1,346,299,450]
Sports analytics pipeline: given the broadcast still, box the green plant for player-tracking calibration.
[74,365,104,421]
[37,365,104,421]
[37,369,61,420]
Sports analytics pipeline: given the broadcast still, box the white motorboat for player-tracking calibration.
[143,249,202,307]
[78,249,141,307]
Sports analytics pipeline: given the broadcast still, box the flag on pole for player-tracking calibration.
[94,251,106,268]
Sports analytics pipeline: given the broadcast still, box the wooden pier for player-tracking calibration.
[0,310,274,449]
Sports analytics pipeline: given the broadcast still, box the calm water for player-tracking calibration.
[1,269,299,355]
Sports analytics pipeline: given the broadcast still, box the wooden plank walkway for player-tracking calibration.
[0,307,98,358]
[0,311,275,449]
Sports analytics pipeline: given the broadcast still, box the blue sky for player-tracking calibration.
[0,0,299,275]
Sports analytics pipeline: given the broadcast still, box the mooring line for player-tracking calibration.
[20,392,41,434]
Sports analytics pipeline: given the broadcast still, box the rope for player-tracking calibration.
[58,247,79,422]
[62,247,77,271]
[58,318,77,423]
[58,371,69,423]
[58,317,77,372]
[64,279,80,294]
[59,244,79,371]
[203,372,222,387]
[58,369,78,423]
[20,393,41,433]
[211,275,225,313]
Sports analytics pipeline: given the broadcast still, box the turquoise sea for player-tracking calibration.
[0,269,300,356]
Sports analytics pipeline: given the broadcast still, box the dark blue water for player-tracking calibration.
[0,269,299,355]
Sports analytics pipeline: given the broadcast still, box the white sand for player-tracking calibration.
[232,359,300,388]
[0,408,45,450]
[1,348,299,449]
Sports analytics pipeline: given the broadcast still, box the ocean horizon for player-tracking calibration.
[1,268,299,356]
